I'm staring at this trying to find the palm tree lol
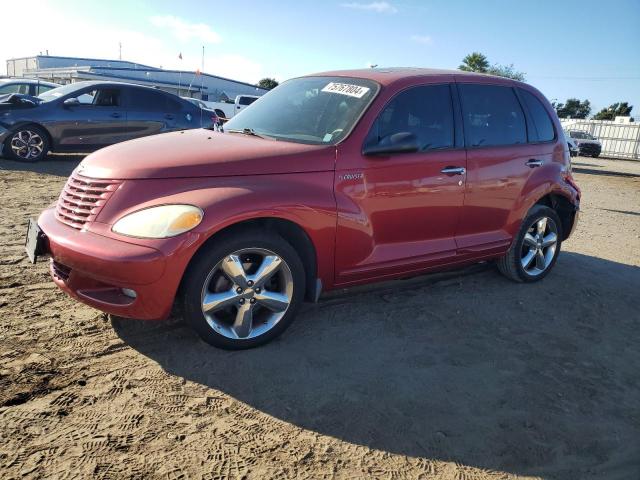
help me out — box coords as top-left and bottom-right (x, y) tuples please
(459, 52), (489, 73)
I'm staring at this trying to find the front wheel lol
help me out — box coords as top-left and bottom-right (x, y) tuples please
(497, 205), (562, 282)
(3, 125), (49, 162)
(181, 229), (306, 349)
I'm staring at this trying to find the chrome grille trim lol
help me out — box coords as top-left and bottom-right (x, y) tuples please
(55, 172), (121, 230)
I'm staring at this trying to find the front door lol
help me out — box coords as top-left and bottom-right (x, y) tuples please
(57, 87), (128, 149)
(334, 83), (466, 285)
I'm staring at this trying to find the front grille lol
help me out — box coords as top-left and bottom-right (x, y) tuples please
(51, 260), (71, 281)
(55, 171), (121, 230)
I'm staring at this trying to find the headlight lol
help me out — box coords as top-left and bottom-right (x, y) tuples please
(112, 204), (203, 238)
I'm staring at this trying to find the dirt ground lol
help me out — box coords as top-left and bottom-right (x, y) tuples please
(0, 155), (638, 480)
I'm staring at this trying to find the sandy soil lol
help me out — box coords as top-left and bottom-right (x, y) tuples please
(0, 155), (638, 480)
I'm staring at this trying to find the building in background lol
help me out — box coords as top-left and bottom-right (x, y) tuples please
(6, 55), (267, 102)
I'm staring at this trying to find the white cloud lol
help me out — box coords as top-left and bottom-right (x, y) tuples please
(205, 54), (264, 84)
(340, 2), (397, 13)
(410, 34), (433, 45)
(149, 15), (221, 44)
(0, 1), (268, 83)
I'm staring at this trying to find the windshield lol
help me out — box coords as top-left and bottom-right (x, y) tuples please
(224, 76), (379, 145)
(37, 83), (84, 102)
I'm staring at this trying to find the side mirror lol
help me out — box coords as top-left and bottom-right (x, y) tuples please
(363, 132), (419, 156)
(63, 98), (80, 107)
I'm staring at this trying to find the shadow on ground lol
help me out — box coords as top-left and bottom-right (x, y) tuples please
(0, 153), (85, 177)
(114, 252), (640, 480)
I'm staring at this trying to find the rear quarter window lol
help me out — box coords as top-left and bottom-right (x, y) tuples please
(459, 84), (527, 147)
(519, 89), (555, 142)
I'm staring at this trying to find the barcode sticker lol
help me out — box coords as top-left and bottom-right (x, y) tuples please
(321, 82), (370, 98)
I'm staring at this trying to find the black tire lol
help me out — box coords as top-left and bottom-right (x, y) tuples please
(181, 228), (306, 349)
(3, 124), (50, 162)
(497, 205), (563, 283)
(592, 152), (600, 158)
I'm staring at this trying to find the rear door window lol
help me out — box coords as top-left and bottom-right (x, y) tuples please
(519, 89), (555, 142)
(127, 88), (183, 112)
(238, 96), (257, 106)
(36, 84), (56, 95)
(459, 84), (527, 147)
(366, 84), (455, 151)
(127, 88), (166, 111)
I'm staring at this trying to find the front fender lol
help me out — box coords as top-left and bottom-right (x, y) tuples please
(93, 172), (337, 290)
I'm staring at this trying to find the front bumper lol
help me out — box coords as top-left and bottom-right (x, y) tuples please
(38, 207), (177, 320)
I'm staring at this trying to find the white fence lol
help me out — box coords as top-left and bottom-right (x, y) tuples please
(560, 119), (640, 160)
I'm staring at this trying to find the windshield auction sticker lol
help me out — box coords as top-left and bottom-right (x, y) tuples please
(321, 82), (370, 98)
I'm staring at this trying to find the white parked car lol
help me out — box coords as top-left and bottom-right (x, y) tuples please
(204, 95), (260, 121)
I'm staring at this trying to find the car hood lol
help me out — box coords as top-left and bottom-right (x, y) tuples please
(0, 93), (41, 110)
(79, 129), (336, 179)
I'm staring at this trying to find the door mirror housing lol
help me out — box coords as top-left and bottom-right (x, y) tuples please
(363, 132), (419, 156)
(63, 98), (80, 107)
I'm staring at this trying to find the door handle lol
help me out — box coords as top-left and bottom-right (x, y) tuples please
(110, 112), (121, 118)
(526, 159), (544, 168)
(165, 114), (175, 120)
(441, 166), (466, 175)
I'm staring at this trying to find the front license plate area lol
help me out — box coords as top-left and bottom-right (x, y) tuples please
(25, 219), (45, 264)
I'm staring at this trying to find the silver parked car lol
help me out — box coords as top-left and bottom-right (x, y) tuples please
(0, 78), (60, 96)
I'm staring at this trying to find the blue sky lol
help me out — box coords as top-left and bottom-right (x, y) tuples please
(2, 0), (639, 114)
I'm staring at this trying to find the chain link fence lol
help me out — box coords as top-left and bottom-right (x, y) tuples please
(560, 119), (640, 160)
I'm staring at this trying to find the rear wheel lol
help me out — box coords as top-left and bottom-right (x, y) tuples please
(181, 230), (305, 349)
(497, 205), (562, 282)
(4, 125), (49, 162)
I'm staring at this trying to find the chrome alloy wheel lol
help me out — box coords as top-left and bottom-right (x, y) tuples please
(521, 216), (558, 276)
(10, 130), (44, 160)
(200, 248), (294, 340)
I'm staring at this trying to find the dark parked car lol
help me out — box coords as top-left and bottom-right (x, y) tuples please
(0, 78), (60, 96)
(0, 81), (216, 162)
(182, 96), (220, 126)
(28, 68), (580, 349)
(566, 130), (602, 157)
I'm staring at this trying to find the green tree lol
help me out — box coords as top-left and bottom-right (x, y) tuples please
(553, 99), (591, 119)
(592, 102), (633, 120)
(257, 78), (279, 90)
(486, 64), (526, 82)
(459, 52), (526, 81)
(459, 52), (489, 73)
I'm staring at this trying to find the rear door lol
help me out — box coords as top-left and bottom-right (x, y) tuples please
(56, 86), (128, 149)
(455, 82), (546, 256)
(124, 87), (171, 139)
(334, 83), (467, 285)
(125, 88), (197, 139)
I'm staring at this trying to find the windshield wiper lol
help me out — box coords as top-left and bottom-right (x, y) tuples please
(225, 128), (271, 139)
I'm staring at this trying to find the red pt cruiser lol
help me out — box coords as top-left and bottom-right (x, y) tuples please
(27, 68), (580, 349)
